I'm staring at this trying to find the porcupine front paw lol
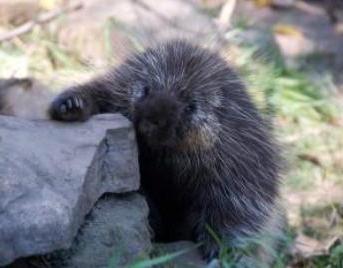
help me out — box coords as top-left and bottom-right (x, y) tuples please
(49, 91), (91, 121)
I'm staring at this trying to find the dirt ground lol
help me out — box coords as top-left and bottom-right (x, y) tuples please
(236, 0), (343, 88)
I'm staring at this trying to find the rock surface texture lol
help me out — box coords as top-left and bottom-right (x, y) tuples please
(0, 114), (140, 266)
(47, 193), (151, 268)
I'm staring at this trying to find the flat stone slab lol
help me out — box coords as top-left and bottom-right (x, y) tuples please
(0, 114), (139, 266)
(48, 193), (151, 268)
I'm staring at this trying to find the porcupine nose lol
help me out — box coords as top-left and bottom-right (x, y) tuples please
(136, 92), (181, 144)
(139, 118), (166, 137)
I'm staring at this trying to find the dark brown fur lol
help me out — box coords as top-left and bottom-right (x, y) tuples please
(49, 40), (284, 266)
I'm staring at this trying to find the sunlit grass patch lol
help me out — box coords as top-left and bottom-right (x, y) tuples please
(225, 27), (343, 267)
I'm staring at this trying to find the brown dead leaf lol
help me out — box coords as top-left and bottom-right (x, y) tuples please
(274, 24), (303, 37)
(297, 153), (322, 167)
(291, 234), (326, 260)
(252, 0), (272, 7)
(291, 234), (343, 264)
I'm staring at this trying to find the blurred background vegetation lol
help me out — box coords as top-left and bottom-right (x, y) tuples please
(0, 0), (342, 267)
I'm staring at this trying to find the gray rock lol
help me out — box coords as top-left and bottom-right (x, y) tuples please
(0, 114), (140, 266)
(57, 0), (221, 66)
(48, 193), (151, 268)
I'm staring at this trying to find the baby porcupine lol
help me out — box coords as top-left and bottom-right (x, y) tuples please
(49, 40), (284, 266)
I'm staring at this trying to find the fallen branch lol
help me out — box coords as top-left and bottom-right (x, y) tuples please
(216, 0), (237, 28)
(0, 2), (83, 42)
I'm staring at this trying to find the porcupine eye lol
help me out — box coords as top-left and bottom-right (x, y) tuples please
(142, 86), (150, 98)
(185, 100), (197, 113)
(133, 85), (150, 101)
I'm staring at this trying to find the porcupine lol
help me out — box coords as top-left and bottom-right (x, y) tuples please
(48, 39), (285, 266)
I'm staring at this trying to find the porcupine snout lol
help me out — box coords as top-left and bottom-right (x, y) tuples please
(134, 92), (182, 148)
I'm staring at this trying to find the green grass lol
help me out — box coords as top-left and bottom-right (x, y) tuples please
(126, 226), (293, 268)
(304, 244), (343, 268)
(127, 244), (201, 268)
(229, 29), (343, 267)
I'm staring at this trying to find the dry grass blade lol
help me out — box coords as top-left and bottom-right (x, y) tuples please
(0, 2), (83, 42)
(217, 0), (237, 28)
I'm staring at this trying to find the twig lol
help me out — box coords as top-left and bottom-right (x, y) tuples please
(0, 2), (83, 42)
(297, 153), (322, 167)
(216, 0), (237, 28)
